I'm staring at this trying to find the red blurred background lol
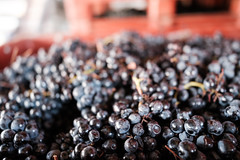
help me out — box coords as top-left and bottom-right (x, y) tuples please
(1, 0), (240, 70)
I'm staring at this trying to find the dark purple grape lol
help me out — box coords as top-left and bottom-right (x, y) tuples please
(81, 146), (97, 160)
(184, 119), (201, 136)
(179, 131), (194, 142)
(191, 115), (205, 130)
(13, 131), (30, 146)
(176, 110), (192, 120)
(121, 109), (133, 119)
(102, 139), (117, 152)
(162, 126), (174, 140)
(203, 76), (217, 91)
(74, 143), (87, 158)
(159, 110), (172, 120)
(18, 143), (33, 156)
(113, 102), (128, 114)
(88, 130), (100, 142)
(1, 129), (15, 143)
(178, 140), (197, 159)
(196, 135), (214, 149)
(133, 123), (144, 136)
(149, 101), (163, 114)
(78, 123), (91, 136)
(167, 137), (180, 151)
(189, 97), (206, 110)
(222, 133), (238, 146)
(143, 136), (157, 151)
(0, 114), (13, 130)
(218, 139), (236, 155)
(177, 90), (189, 102)
(25, 123), (39, 139)
(115, 118), (130, 134)
(147, 121), (161, 137)
(222, 104), (240, 121)
(96, 110), (108, 120)
(128, 113), (141, 124)
(165, 67), (176, 80)
(10, 118), (26, 132)
(222, 121), (237, 134)
(207, 119), (224, 136)
(124, 138), (139, 153)
(138, 104), (150, 117)
(170, 119), (184, 134)
(108, 114), (119, 126)
(89, 118), (102, 129)
(184, 65), (198, 79)
(101, 125), (115, 139)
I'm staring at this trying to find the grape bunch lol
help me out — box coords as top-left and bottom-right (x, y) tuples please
(0, 31), (240, 159)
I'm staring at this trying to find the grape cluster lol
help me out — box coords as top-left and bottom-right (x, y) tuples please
(0, 32), (240, 159)
(0, 110), (46, 159)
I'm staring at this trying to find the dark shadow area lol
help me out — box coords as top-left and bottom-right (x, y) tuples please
(177, 0), (230, 13)
(95, 9), (146, 18)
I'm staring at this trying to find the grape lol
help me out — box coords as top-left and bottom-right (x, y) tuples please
(115, 118), (130, 134)
(124, 138), (139, 153)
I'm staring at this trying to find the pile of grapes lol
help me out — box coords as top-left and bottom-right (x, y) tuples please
(0, 32), (240, 160)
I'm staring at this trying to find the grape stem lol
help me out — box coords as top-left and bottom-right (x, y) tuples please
(208, 69), (224, 102)
(142, 94), (153, 102)
(141, 112), (152, 124)
(97, 151), (105, 158)
(23, 48), (33, 57)
(184, 81), (206, 95)
(83, 68), (95, 75)
(68, 67), (96, 84)
(132, 76), (144, 95)
(68, 75), (77, 84)
(216, 69), (224, 88)
(10, 47), (19, 64)
(165, 145), (183, 160)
